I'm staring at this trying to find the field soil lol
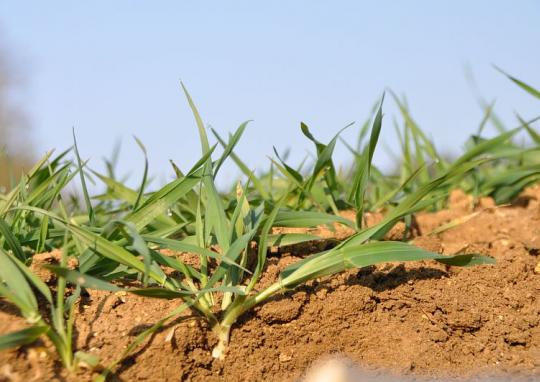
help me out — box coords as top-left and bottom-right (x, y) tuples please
(1, 188), (540, 381)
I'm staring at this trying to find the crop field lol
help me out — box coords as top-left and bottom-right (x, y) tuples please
(0, 71), (539, 381)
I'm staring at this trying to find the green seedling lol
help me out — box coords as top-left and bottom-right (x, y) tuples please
(0, 151), (98, 370)
(1, 71), (539, 377)
(38, 86), (495, 367)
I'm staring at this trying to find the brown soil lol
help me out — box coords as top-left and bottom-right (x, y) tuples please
(1, 188), (540, 382)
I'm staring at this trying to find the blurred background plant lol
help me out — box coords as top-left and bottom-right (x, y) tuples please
(0, 37), (34, 189)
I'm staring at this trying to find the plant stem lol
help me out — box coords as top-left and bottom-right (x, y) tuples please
(212, 281), (283, 359)
(223, 281), (282, 328)
(211, 324), (231, 360)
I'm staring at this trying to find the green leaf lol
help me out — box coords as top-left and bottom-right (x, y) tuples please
(181, 82), (211, 154)
(44, 265), (122, 292)
(125, 167), (204, 232)
(267, 233), (321, 247)
(203, 175), (231, 253)
(127, 287), (189, 299)
(212, 122), (250, 177)
(495, 66), (540, 100)
(303, 122), (352, 190)
(149, 249), (202, 281)
(272, 148), (304, 184)
(132, 135), (149, 210)
(36, 215), (49, 253)
(205, 229), (259, 289)
(0, 326), (49, 350)
(128, 286), (246, 299)
(14, 206), (170, 286)
(246, 201), (282, 293)
(274, 209), (354, 229)
(74, 351), (100, 368)
(349, 94), (384, 227)
(73, 129), (95, 225)
(280, 241), (494, 289)
(0, 218), (27, 262)
(144, 236), (249, 272)
(453, 128), (519, 167)
(211, 129), (270, 199)
(0, 248), (40, 320)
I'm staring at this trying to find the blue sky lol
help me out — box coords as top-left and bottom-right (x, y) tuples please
(1, 1), (539, 187)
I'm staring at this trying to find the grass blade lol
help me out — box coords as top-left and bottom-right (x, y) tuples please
(72, 129), (95, 225)
(0, 326), (49, 350)
(495, 66), (540, 100)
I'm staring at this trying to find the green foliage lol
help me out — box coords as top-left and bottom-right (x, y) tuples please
(0, 70), (538, 376)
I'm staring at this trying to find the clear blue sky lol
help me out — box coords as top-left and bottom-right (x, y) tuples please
(1, 1), (539, 187)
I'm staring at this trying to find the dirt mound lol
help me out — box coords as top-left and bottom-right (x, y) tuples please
(1, 188), (540, 381)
